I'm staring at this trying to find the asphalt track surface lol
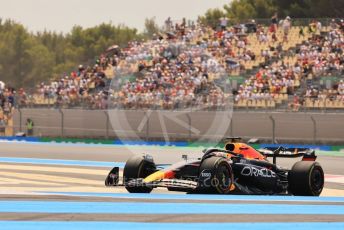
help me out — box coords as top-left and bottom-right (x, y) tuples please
(0, 141), (343, 229)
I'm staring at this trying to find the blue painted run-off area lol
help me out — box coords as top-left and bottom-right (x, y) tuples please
(0, 201), (343, 215)
(0, 222), (343, 230)
(0, 136), (40, 142)
(0, 137), (334, 150)
(0, 157), (121, 168)
(45, 192), (344, 203)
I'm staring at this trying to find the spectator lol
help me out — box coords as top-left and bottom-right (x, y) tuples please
(271, 12), (278, 31)
(330, 19), (338, 30)
(282, 16), (291, 42)
(0, 81), (4, 94)
(26, 118), (34, 136)
(288, 94), (301, 111)
(245, 20), (257, 33)
(338, 80), (344, 95)
(316, 21), (322, 34)
(220, 17), (228, 30)
(340, 20), (344, 32)
(2, 99), (12, 117)
(18, 88), (27, 107)
(165, 17), (173, 31)
(308, 20), (317, 34)
(0, 116), (5, 136)
(299, 27), (304, 38)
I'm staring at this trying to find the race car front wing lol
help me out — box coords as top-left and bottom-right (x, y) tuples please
(105, 166), (198, 190)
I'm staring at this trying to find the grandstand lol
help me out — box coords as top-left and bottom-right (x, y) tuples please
(2, 17), (344, 111)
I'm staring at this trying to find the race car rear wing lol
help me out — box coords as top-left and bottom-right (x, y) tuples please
(258, 147), (317, 164)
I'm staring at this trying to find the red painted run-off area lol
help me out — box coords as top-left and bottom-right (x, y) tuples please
(325, 174), (344, 184)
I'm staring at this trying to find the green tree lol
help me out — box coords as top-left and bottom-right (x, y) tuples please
(200, 0), (344, 26)
(224, 0), (257, 21)
(198, 8), (226, 28)
(223, 0), (275, 21)
(270, 0), (343, 18)
(0, 20), (31, 86)
(143, 17), (160, 38)
(21, 43), (55, 86)
(0, 19), (141, 87)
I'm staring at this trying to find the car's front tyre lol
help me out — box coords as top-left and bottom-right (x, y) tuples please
(197, 157), (233, 194)
(123, 155), (156, 193)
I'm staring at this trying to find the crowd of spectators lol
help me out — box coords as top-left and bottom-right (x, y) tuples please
(34, 60), (109, 109)
(235, 18), (344, 111)
(2, 16), (343, 111)
(32, 17), (272, 110)
(107, 16), (297, 110)
(234, 61), (299, 102)
(297, 22), (344, 109)
(110, 41), (228, 110)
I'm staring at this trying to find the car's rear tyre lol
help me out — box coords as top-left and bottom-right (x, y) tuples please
(123, 155), (156, 193)
(198, 157), (233, 194)
(289, 161), (324, 196)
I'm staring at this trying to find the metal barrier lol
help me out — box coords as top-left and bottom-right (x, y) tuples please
(12, 108), (344, 144)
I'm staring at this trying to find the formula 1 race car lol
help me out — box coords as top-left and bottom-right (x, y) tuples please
(105, 138), (324, 196)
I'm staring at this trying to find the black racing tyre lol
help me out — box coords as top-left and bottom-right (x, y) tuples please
(289, 161), (324, 196)
(198, 157), (233, 194)
(123, 155), (156, 193)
